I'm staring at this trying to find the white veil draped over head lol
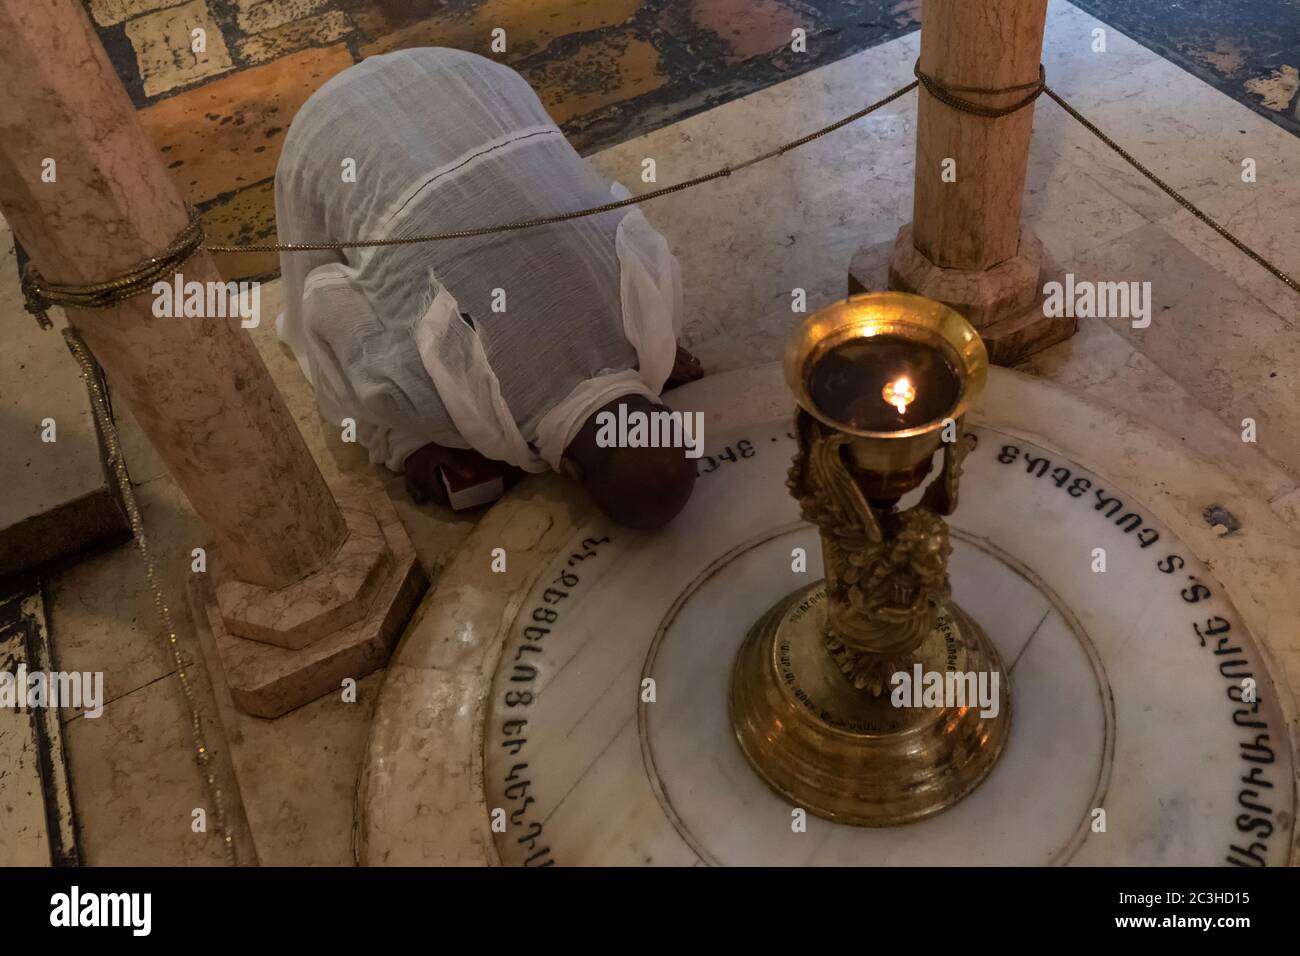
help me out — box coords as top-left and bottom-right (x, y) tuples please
(274, 48), (683, 473)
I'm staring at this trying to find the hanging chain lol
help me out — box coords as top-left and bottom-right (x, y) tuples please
(1041, 85), (1300, 294)
(204, 82), (922, 254)
(62, 327), (238, 866)
(22, 73), (1297, 293)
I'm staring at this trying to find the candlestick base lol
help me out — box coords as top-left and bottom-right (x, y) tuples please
(730, 581), (1011, 827)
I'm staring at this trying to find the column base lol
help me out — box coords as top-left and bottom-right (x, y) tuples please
(730, 582), (1011, 827)
(197, 479), (426, 718)
(850, 224), (1076, 365)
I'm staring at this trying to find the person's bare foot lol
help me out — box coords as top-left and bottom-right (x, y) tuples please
(403, 442), (505, 506)
(665, 345), (704, 389)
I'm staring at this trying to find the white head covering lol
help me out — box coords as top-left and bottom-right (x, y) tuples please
(274, 48), (682, 472)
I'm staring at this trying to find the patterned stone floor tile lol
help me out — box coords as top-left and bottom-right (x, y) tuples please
(521, 30), (667, 128)
(233, 0), (330, 35)
(88, 0), (185, 28)
(236, 9), (355, 65)
(1070, 0), (1300, 136)
(198, 178), (279, 280)
(124, 0), (234, 97)
(351, 0), (642, 61)
(690, 0), (812, 65)
(68, 0), (1300, 307)
(139, 43), (355, 206)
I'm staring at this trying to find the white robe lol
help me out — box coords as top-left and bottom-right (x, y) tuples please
(274, 47), (683, 472)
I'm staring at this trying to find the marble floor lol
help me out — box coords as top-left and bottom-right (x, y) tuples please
(2, 0), (1298, 865)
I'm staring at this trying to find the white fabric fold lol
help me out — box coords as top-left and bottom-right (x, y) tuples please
(273, 48), (683, 475)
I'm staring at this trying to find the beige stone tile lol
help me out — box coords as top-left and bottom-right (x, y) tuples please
(46, 476), (202, 720)
(1019, 315), (1299, 512)
(1065, 222), (1300, 484)
(125, 0), (234, 98)
(62, 674), (229, 865)
(220, 671), (382, 865)
(1039, 0), (1167, 99)
(1033, 56), (1300, 230)
(1023, 138), (1151, 264)
(237, 9), (354, 66)
(0, 223), (109, 536)
(1150, 193), (1300, 334)
(234, 0), (331, 35)
(88, 0), (184, 28)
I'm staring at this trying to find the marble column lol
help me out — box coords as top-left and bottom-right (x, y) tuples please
(851, 0), (1076, 364)
(0, 0), (424, 717)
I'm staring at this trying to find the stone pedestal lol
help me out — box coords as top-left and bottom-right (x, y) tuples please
(199, 480), (426, 719)
(861, 0), (1073, 365)
(850, 229), (1076, 366)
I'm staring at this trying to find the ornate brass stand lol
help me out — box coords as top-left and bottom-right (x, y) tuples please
(730, 292), (1011, 826)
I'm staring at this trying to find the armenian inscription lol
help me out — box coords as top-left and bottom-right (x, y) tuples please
(485, 422), (1293, 866)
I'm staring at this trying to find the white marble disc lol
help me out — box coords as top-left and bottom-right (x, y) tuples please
(484, 420), (1294, 866)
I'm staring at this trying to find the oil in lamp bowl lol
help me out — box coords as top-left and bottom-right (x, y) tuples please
(784, 292), (988, 478)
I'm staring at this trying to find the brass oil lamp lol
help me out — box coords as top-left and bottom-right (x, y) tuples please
(730, 292), (1010, 826)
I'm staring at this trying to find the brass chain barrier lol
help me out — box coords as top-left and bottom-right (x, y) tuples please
(63, 326), (239, 866)
(21, 74), (1298, 304)
(203, 81), (923, 254)
(913, 59), (1046, 117)
(1041, 85), (1300, 294)
(21, 209), (205, 328)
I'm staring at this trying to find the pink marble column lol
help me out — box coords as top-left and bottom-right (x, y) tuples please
(852, 0), (1075, 366)
(0, 0), (347, 589)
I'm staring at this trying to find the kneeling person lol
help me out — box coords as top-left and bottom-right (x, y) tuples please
(275, 48), (702, 528)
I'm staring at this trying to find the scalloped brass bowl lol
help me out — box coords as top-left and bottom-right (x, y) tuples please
(784, 292), (988, 475)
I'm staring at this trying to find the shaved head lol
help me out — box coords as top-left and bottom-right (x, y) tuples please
(562, 395), (697, 530)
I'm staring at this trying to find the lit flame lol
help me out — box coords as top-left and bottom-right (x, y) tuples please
(882, 376), (916, 415)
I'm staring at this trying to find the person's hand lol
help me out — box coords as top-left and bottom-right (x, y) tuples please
(665, 345), (704, 389)
(403, 441), (498, 506)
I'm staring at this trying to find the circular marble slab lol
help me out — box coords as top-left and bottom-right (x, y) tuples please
(359, 365), (1300, 867)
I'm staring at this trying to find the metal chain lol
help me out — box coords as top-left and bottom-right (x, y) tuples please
(23, 75), (1297, 295)
(21, 208), (205, 328)
(62, 327), (238, 866)
(913, 59), (1046, 118)
(205, 82), (922, 253)
(1041, 85), (1300, 294)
